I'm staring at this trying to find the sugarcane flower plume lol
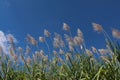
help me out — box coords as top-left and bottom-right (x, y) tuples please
(63, 23), (70, 31)
(92, 22), (103, 32)
(112, 28), (120, 39)
(44, 29), (51, 37)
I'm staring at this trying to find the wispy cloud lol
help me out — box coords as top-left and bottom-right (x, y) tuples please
(0, 30), (17, 54)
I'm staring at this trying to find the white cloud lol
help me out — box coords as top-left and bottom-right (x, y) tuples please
(0, 30), (17, 54)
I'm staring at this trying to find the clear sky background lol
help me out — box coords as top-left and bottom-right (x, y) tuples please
(0, 0), (120, 50)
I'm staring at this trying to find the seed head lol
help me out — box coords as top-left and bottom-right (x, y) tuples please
(66, 53), (71, 61)
(18, 47), (23, 53)
(59, 49), (64, 54)
(26, 46), (31, 54)
(77, 28), (83, 37)
(53, 40), (60, 48)
(27, 34), (37, 45)
(64, 34), (71, 42)
(13, 54), (18, 61)
(63, 23), (70, 31)
(112, 28), (120, 39)
(91, 46), (97, 53)
(69, 45), (74, 52)
(60, 39), (65, 48)
(27, 56), (31, 65)
(92, 23), (103, 32)
(100, 56), (109, 62)
(43, 55), (48, 62)
(39, 50), (44, 58)
(74, 36), (84, 45)
(39, 37), (45, 42)
(44, 29), (51, 37)
(98, 49), (108, 55)
(7, 34), (14, 43)
(68, 41), (74, 46)
(9, 47), (15, 57)
(58, 57), (63, 63)
(86, 49), (93, 57)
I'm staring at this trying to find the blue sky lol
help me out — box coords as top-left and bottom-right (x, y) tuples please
(0, 0), (120, 50)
